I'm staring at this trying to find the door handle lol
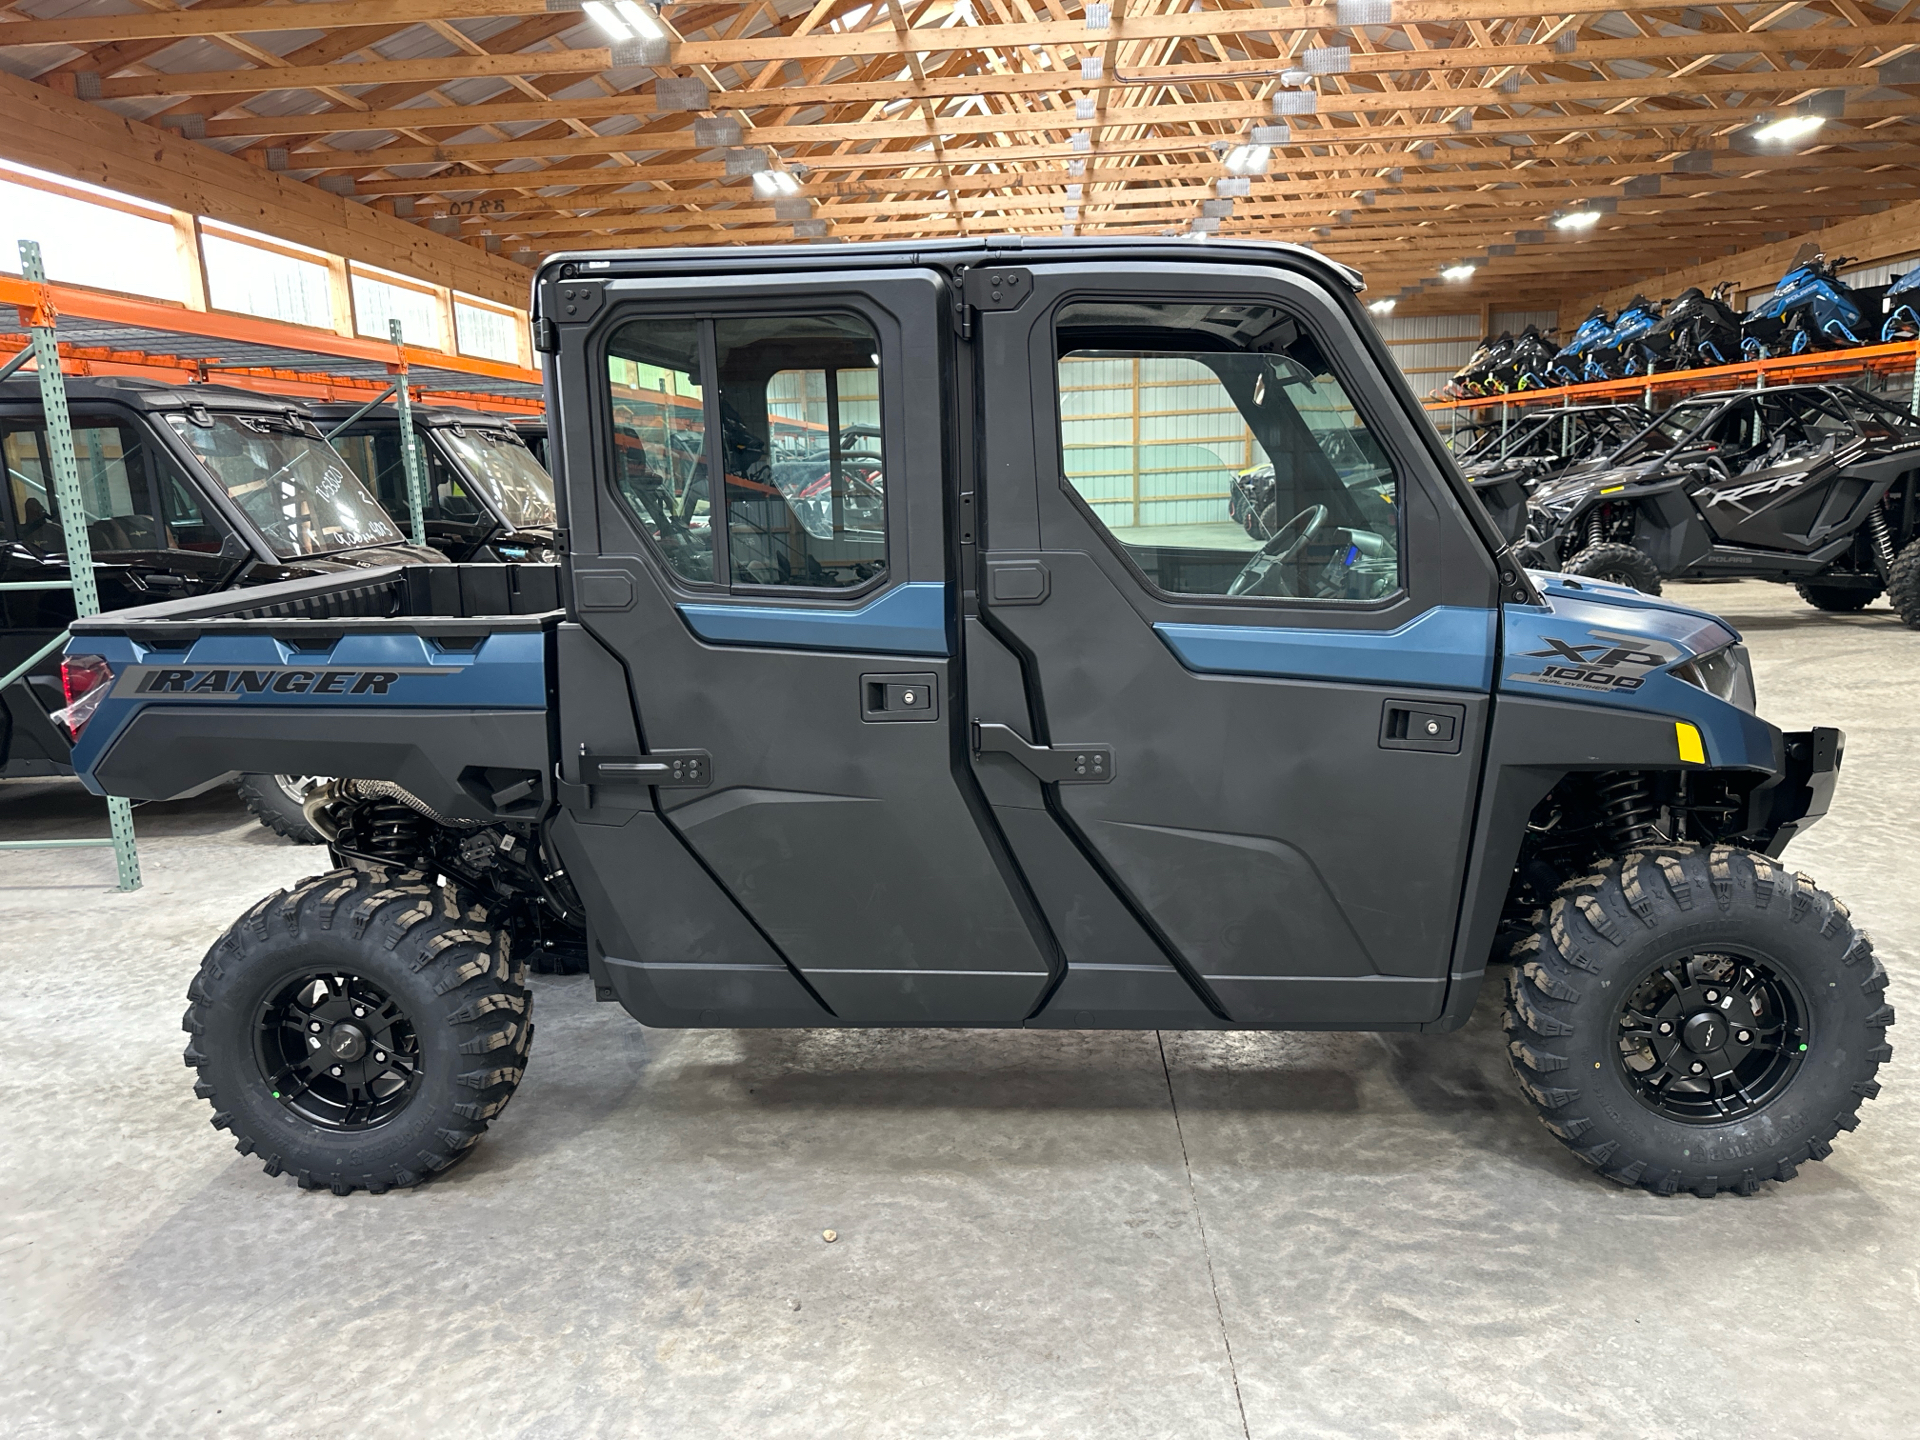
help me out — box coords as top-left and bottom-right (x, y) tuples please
(971, 722), (1113, 783)
(579, 747), (712, 787)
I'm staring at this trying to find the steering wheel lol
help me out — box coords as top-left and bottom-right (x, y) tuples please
(1228, 504), (1328, 598)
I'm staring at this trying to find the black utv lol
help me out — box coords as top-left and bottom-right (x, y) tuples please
(309, 403), (558, 563)
(1521, 382), (1920, 619)
(1, 379), (441, 821)
(1456, 403), (1651, 544)
(66, 239), (1889, 1202)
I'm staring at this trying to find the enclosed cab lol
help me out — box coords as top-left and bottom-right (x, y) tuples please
(310, 403), (559, 563)
(509, 416), (549, 472)
(1, 378), (436, 778)
(65, 240), (1889, 1202)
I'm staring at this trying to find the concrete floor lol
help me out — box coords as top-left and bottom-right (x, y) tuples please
(2, 577), (1915, 1439)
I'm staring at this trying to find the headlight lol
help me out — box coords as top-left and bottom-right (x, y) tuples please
(1671, 643), (1756, 713)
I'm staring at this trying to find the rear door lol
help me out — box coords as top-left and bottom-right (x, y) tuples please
(552, 266), (1053, 1023)
(969, 261), (1503, 1026)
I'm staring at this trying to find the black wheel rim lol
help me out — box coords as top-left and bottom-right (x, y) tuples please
(1615, 953), (1808, 1124)
(253, 971), (424, 1130)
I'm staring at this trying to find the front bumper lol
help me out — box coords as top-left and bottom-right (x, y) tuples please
(1754, 726), (1845, 856)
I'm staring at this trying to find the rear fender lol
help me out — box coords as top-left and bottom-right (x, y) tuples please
(72, 629), (550, 822)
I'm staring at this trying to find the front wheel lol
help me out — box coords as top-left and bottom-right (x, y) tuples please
(1505, 846), (1892, 1196)
(182, 867), (531, 1194)
(1794, 581), (1881, 613)
(1563, 540), (1663, 595)
(1888, 539), (1920, 630)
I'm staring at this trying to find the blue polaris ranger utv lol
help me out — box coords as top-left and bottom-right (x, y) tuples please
(62, 240), (1888, 1198)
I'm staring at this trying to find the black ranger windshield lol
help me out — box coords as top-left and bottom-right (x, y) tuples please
(436, 427), (557, 530)
(167, 413), (401, 558)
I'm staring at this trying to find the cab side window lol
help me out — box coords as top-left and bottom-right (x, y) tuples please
(332, 428), (475, 528)
(1, 419), (194, 555)
(1053, 299), (1399, 601)
(602, 312), (888, 592)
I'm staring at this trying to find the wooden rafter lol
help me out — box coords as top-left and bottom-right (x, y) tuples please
(2, 0), (1917, 313)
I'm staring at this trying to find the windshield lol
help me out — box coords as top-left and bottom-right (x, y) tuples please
(166, 413), (400, 557)
(1610, 399), (1724, 465)
(436, 428), (557, 529)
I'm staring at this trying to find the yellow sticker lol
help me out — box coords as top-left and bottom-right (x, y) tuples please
(1600, 484), (1626, 494)
(1675, 721), (1706, 765)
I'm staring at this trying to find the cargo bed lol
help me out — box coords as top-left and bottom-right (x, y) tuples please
(66, 564), (561, 823)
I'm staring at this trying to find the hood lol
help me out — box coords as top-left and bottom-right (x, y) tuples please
(1503, 572), (1773, 768)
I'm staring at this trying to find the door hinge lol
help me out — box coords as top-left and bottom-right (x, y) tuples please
(532, 317), (559, 354)
(580, 746), (712, 787)
(972, 722), (1113, 783)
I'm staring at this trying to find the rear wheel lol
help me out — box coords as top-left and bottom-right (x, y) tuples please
(182, 867), (530, 1194)
(1505, 846), (1892, 1196)
(237, 773), (326, 845)
(1794, 581), (1881, 612)
(1563, 541), (1663, 595)
(1888, 540), (1920, 630)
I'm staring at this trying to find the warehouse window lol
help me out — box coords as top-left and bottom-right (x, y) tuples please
(353, 268), (441, 347)
(201, 229), (333, 330)
(455, 299), (521, 363)
(1054, 299), (1400, 602)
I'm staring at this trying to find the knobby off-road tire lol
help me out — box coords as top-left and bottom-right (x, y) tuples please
(1888, 539), (1920, 630)
(235, 773), (326, 845)
(1563, 541), (1664, 595)
(1794, 581), (1881, 613)
(183, 866), (531, 1194)
(1505, 845), (1892, 1197)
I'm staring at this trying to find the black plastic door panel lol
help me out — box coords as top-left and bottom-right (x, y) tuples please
(557, 267), (1052, 1024)
(971, 262), (1502, 1027)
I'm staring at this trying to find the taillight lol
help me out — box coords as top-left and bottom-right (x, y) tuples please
(53, 654), (112, 740)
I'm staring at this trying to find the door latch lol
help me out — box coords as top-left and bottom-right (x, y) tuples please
(972, 722), (1114, 783)
(580, 746), (712, 787)
(1379, 700), (1466, 755)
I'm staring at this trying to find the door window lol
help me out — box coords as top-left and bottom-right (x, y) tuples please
(331, 427), (479, 528)
(1053, 300), (1399, 601)
(715, 315), (884, 590)
(2, 419), (173, 555)
(604, 320), (714, 585)
(602, 312), (888, 592)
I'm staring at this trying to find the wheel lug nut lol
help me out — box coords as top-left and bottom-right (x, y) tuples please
(330, 1065), (343, 1076)
(1658, 1022), (1673, 1035)
(375, 1051), (386, 1062)
(354, 1007), (366, 1018)
(1737, 1030), (1751, 1043)
(1690, 1061), (1705, 1074)
(309, 1021), (322, 1032)
(1705, 990), (1719, 1003)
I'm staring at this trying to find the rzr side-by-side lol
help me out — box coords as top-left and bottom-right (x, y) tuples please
(1455, 404), (1652, 544)
(65, 240), (1889, 1201)
(1521, 382), (1920, 617)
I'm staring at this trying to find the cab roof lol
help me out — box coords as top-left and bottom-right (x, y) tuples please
(304, 400), (524, 431)
(0, 377), (312, 416)
(534, 235), (1364, 297)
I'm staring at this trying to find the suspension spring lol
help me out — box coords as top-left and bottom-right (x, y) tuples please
(1866, 506), (1897, 582)
(1596, 773), (1660, 852)
(356, 799), (435, 865)
(1585, 508), (1608, 551)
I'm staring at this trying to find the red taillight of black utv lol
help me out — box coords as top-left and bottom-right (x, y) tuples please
(54, 653), (113, 739)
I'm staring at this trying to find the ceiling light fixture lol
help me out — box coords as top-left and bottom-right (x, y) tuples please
(1752, 113), (1825, 144)
(1368, 298), (1396, 315)
(1442, 263), (1478, 282)
(581, 1), (632, 40)
(752, 170), (802, 198)
(1223, 144), (1271, 176)
(615, 0), (666, 38)
(1553, 210), (1602, 230)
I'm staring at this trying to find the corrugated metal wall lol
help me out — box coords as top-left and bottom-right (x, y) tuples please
(1372, 312), (1481, 396)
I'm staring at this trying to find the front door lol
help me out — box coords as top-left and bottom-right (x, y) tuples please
(554, 267), (1053, 1024)
(970, 263), (1503, 1026)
